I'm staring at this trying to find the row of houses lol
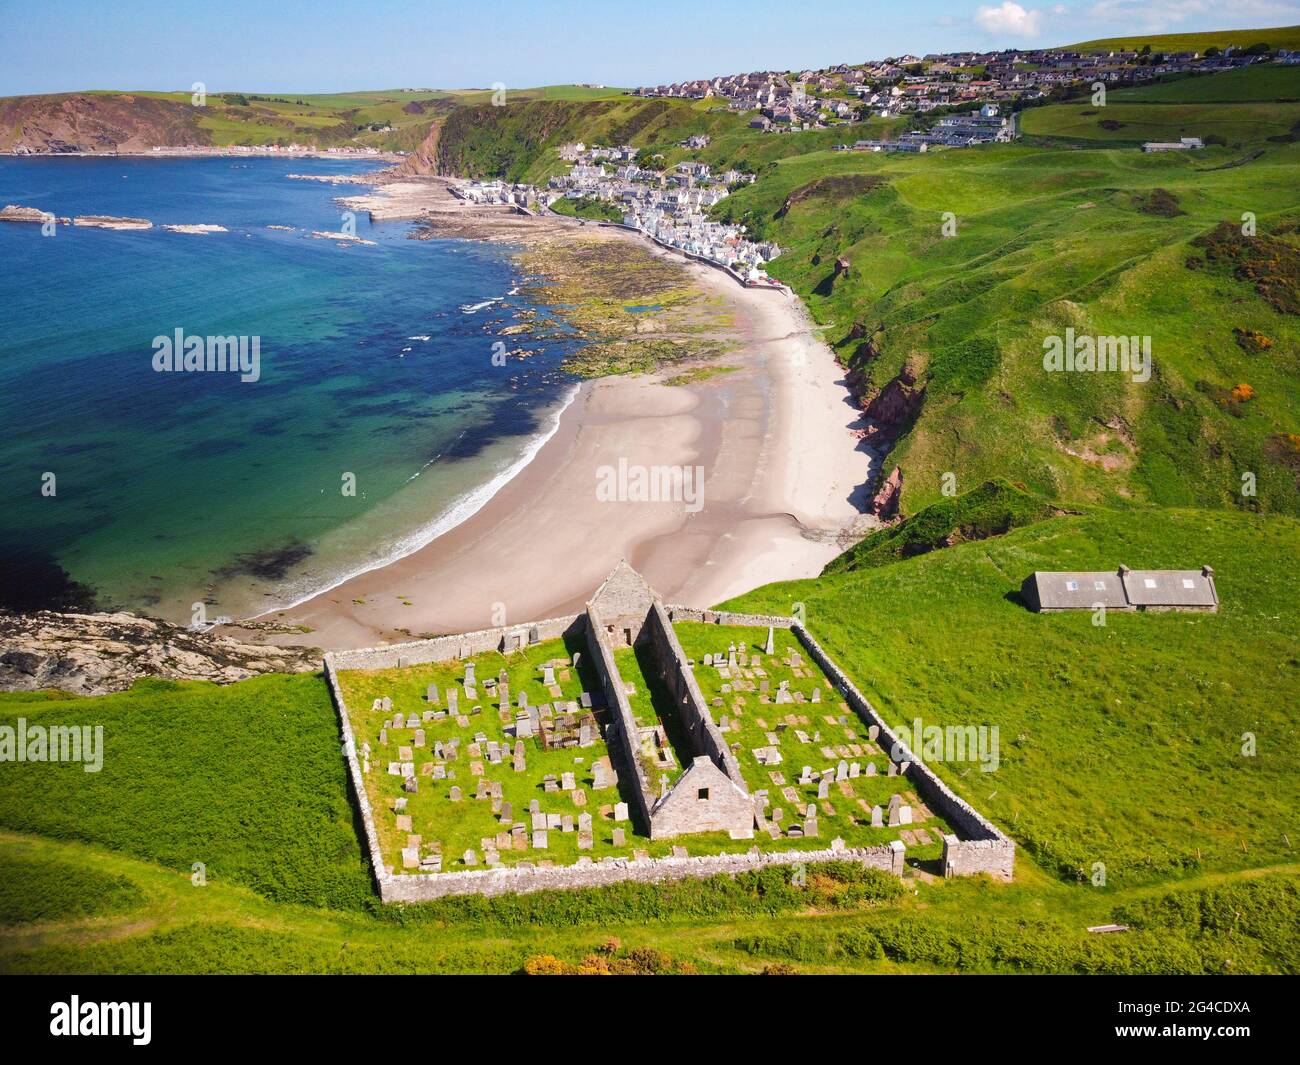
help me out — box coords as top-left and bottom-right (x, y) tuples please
(545, 146), (779, 281)
(630, 44), (1279, 121)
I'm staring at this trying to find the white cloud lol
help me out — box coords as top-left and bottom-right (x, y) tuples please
(975, 2), (1046, 37)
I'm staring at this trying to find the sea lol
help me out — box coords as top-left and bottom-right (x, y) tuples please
(0, 155), (579, 622)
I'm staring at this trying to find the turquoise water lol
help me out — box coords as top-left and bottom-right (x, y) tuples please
(0, 156), (577, 621)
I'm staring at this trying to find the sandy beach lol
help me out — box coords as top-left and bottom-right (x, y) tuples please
(233, 182), (877, 650)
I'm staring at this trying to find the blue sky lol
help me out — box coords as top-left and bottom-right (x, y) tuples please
(2, 0), (1297, 95)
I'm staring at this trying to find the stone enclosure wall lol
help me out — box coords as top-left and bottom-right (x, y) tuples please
(792, 627), (1015, 881)
(322, 581), (1014, 903)
(585, 599), (654, 833)
(329, 613), (585, 672)
(377, 840), (906, 901)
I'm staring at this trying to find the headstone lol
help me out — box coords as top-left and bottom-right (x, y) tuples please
(532, 830), (548, 849)
(449, 785), (462, 802)
(462, 849), (478, 866)
(613, 802), (629, 822)
(561, 771), (576, 791)
(426, 683), (439, 703)
(871, 804), (884, 828)
(764, 626), (775, 655)
(612, 827), (626, 846)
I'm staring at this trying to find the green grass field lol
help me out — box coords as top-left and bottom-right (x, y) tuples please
(1, 509), (1295, 973)
(726, 508), (1300, 886)
(1057, 25), (1300, 54)
(711, 131), (1300, 519)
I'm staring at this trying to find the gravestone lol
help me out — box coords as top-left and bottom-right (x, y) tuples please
(613, 802), (629, 822)
(764, 626), (775, 655)
(612, 827), (626, 847)
(462, 849), (478, 866)
(532, 830), (548, 849)
(426, 684), (439, 703)
(871, 804), (884, 828)
(449, 785), (462, 802)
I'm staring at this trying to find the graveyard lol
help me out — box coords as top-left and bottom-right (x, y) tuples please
(671, 621), (950, 861)
(332, 569), (969, 882)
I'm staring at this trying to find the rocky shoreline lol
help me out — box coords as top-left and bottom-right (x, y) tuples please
(0, 610), (320, 695)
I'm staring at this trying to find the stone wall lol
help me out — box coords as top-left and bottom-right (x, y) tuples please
(585, 599), (654, 831)
(650, 756), (755, 839)
(666, 606), (797, 629)
(328, 613), (585, 672)
(323, 581), (1014, 902)
(375, 840), (905, 902)
(793, 627), (1015, 881)
(942, 834), (1018, 879)
(321, 653), (389, 895)
(643, 600), (745, 784)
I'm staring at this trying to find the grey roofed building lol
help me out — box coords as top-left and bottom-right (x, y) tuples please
(1119, 565), (1218, 611)
(1020, 570), (1129, 612)
(1021, 565), (1217, 613)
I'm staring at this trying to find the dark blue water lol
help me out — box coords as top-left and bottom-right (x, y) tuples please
(0, 156), (577, 620)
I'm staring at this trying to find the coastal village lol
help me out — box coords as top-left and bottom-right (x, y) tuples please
(455, 143), (782, 284)
(440, 41), (1296, 274)
(631, 41), (1291, 125)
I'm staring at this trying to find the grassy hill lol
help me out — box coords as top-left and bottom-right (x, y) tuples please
(727, 508), (1300, 885)
(1057, 25), (1300, 54)
(711, 128), (1300, 519)
(0, 85), (630, 154)
(2, 508), (1296, 973)
(823, 479), (1061, 574)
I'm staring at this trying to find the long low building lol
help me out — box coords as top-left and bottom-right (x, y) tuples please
(1021, 565), (1218, 612)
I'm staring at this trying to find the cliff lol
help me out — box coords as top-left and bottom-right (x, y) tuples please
(0, 92), (209, 153)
